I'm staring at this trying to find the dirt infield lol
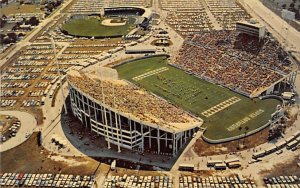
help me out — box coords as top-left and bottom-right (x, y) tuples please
(101, 19), (127, 26)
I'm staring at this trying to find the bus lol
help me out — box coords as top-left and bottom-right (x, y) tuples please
(275, 140), (287, 149)
(287, 140), (298, 149)
(178, 164), (195, 171)
(224, 158), (240, 164)
(265, 145), (277, 154)
(285, 136), (295, 143)
(252, 150), (266, 159)
(292, 130), (300, 138)
(214, 163), (226, 170)
(227, 162), (241, 169)
(207, 160), (223, 167)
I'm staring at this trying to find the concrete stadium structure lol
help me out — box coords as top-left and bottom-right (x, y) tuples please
(103, 6), (153, 28)
(67, 70), (202, 156)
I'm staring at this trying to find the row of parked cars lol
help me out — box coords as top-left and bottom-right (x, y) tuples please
(12, 60), (48, 67)
(0, 173), (95, 187)
(0, 99), (17, 107)
(104, 175), (172, 188)
(180, 175), (256, 188)
(264, 176), (300, 185)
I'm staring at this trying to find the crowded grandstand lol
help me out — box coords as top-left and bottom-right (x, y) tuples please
(172, 30), (297, 97)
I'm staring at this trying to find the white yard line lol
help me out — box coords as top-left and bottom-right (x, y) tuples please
(132, 67), (169, 81)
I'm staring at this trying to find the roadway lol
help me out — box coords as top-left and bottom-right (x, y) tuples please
(0, 0), (73, 68)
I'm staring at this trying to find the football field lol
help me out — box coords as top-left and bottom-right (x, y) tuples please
(115, 56), (280, 140)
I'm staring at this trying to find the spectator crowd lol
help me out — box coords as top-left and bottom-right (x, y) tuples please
(68, 71), (199, 129)
(172, 30), (292, 96)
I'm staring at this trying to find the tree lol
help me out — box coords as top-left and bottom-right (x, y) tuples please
(2, 14), (7, 20)
(27, 16), (39, 26)
(0, 34), (5, 45)
(0, 14), (7, 28)
(282, 4), (287, 9)
(7, 32), (17, 43)
(46, 3), (54, 12)
(18, 33), (25, 38)
(0, 18), (4, 28)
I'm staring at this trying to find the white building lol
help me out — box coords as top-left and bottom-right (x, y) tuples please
(236, 19), (266, 39)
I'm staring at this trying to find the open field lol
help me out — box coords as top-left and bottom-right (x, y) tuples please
(61, 17), (136, 37)
(0, 132), (99, 174)
(0, 2), (42, 16)
(115, 56), (280, 140)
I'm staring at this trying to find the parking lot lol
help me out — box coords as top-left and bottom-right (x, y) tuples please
(0, 173), (95, 188)
(103, 175), (173, 188)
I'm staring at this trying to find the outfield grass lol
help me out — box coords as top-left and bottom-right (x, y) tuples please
(0, 2), (43, 16)
(115, 56), (280, 140)
(61, 17), (136, 37)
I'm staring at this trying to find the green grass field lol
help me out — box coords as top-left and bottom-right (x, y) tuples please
(61, 17), (136, 37)
(115, 56), (281, 140)
(0, 3), (43, 16)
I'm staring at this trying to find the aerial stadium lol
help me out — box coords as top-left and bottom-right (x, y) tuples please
(2, 0), (300, 184)
(66, 20), (298, 153)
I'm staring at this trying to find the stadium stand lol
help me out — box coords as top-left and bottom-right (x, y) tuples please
(172, 30), (296, 97)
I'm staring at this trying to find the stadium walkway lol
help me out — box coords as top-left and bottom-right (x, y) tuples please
(202, 0), (222, 30)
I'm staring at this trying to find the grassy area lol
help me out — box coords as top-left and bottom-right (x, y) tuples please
(115, 56), (280, 140)
(61, 17), (136, 37)
(0, 2), (43, 16)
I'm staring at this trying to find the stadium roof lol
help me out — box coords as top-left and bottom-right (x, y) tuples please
(67, 70), (202, 133)
(103, 6), (152, 20)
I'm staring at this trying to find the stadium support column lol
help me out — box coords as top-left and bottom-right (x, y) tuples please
(109, 111), (113, 133)
(149, 126), (151, 148)
(88, 100), (91, 133)
(157, 127), (160, 155)
(129, 119), (132, 149)
(184, 130), (187, 143)
(141, 123), (144, 152)
(172, 132), (177, 157)
(165, 133), (167, 147)
(81, 95), (88, 128)
(69, 88), (74, 113)
(115, 112), (121, 153)
(134, 121), (137, 144)
(118, 115), (123, 146)
(103, 106), (111, 149)
(93, 102), (99, 136)
(180, 132), (183, 148)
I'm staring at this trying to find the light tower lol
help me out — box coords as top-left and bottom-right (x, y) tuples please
(50, 38), (68, 115)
